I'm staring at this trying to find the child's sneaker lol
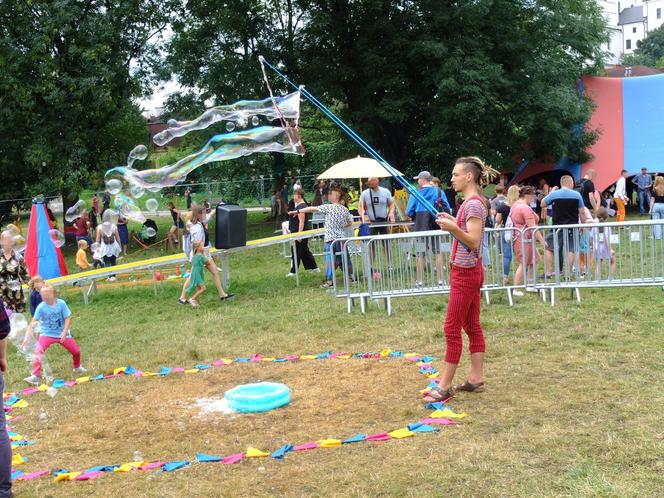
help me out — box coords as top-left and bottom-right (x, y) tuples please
(73, 366), (87, 373)
(24, 374), (40, 385)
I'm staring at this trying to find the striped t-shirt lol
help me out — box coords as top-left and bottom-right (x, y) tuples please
(451, 197), (487, 268)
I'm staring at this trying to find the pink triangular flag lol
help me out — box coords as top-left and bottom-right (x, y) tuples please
(16, 470), (50, 480)
(172, 367), (185, 373)
(74, 471), (105, 480)
(250, 354), (262, 362)
(285, 355), (299, 361)
(366, 433), (391, 441)
(137, 461), (166, 471)
(294, 442), (319, 451)
(222, 453), (244, 465)
(420, 418), (457, 425)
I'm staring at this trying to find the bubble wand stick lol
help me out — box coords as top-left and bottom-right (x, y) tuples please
(258, 56), (470, 249)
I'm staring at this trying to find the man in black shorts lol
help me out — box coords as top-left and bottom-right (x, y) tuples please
(359, 177), (395, 273)
(541, 176), (589, 275)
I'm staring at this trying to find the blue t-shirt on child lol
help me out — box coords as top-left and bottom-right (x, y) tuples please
(33, 299), (72, 339)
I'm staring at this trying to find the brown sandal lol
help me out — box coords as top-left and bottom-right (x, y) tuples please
(422, 386), (454, 403)
(454, 380), (485, 393)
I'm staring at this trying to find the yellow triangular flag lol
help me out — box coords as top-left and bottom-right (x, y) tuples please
(430, 409), (468, 419)
(184, 369), (199, 374)
(380, 349), (392, 357)
(335, 354), (351, 360)
(261, 357), (276, 362)
(300, 355), (316, 360)
(245, 447), (269, 458)
(76, 376), (90, 384)
(37, 384), (49, 392)
(13, 399), (28, 408)
(113, 461), (144, 472)
(388, 428), (415, 439)
(11, 454), (25, 466)
(54, 471), (81, 481)
(317, 439), (342, 448)
(113, 367), (126, 375)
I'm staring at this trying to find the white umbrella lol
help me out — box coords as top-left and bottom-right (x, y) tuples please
(317, 157), (403, 179)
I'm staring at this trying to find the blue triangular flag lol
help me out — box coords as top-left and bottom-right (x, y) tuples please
(342, 433), (366, 444)
(10, 470), (23, 481)
(158, 367), (171, 376)
(124, 365), (138, 375)
(411, 424), (439, 433)
(194, 364), (211, 370)
(234, 357), (250, 363)
(91, 374), (104, 381)
(425, 401), (445, 410)
(163, 461), (190, 472)
(196, 453), (222, 462)
(271, 444), (293, 459)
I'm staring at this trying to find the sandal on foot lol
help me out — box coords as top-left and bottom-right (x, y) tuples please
(454, 380), (485, 393)
(178, 298), (189, 305)
(189, 299), (199, 308)
(220, 293), (235, 301)
(422, 386), (454, 403)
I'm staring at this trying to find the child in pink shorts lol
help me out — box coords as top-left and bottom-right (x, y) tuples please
(22, 285), (86, 385)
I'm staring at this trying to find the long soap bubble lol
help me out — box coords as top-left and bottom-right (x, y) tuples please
(105, 125), (303, 192)
(153, 91), (301, 146)
(127, 144), (149, 169)
(49, 229), (65, 248)
(8, 313), (53, 383)
(65, 200), (87, 222)
(113, 194), (146, 223)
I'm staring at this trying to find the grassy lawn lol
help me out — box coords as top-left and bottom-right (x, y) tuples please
(5, 214), (663, 497)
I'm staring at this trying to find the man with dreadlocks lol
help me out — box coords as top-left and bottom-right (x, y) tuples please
(424, 156), (498, 403)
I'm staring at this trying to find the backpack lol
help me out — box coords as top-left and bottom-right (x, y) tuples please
(503, 215), (514, 242)
(429, 189), (451, 230)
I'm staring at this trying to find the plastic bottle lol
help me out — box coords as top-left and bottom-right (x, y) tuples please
(39, 408), (48, 423)
(42, 362), (53, 384)
(133, 450), (143, 462)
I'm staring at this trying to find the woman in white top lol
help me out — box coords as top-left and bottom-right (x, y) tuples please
(613, 169), (629, 222)
(95, 210), (121, 280)
(178, 203), (233, 303)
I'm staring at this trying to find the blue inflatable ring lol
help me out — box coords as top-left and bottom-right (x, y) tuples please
(224, 382), (291, 413)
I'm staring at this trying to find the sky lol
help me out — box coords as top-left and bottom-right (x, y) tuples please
(138, 79), (181, 117)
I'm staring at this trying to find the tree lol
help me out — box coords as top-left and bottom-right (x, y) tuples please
(624, 23), (664, 68)
(0, 0), (174, 215)
(633, 23), (664, 67)
(301, 0), (608, 176)
(163, 0), (608, 182)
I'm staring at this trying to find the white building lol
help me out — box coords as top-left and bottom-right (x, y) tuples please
(600, 0), (664, 64)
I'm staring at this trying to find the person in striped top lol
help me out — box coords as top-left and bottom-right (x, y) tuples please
(424, 157), (497, 403)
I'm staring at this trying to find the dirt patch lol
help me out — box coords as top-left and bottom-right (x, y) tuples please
(14, 359), (427, 472)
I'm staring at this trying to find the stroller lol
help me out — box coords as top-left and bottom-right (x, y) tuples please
(135, 218), (158, 245)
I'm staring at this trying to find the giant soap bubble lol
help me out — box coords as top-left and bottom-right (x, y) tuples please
(103, 92), (303, 195)
(127, 144), (149, 168)
(49, 229), (65, 248)
(113, 193), (146, 223)
(145, 198), (159, 213)
(65, 200), (87, 222)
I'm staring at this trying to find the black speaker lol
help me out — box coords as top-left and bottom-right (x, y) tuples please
(215, 204), (247, 249)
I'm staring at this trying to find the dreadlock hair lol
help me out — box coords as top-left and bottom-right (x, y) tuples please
(455, 156), (500, 188)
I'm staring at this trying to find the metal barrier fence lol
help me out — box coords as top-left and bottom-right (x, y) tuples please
(330, 219), (664, 314)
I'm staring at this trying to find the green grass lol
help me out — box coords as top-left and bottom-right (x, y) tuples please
(6, 214), (664, 497)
